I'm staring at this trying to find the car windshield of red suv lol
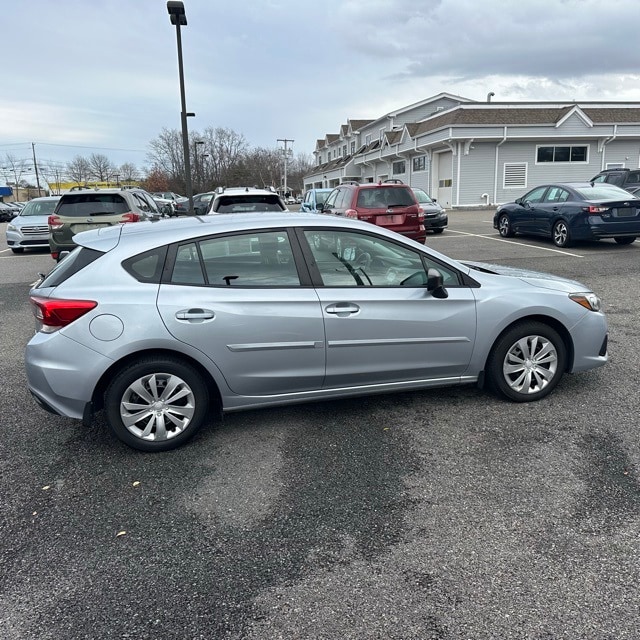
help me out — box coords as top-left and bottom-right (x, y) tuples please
(356, 187), (415, 208)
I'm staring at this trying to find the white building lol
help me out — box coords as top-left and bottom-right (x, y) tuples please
(304, 93), (640, 208)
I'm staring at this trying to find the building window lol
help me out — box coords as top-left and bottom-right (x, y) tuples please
(365, 134), (372, 145)
(351, 141), (356, 154)
(392, 161), (406, 175)
(342, 145), (347, 157)
(438, 179), (452, 188)
(536, 145), (588, 163)
(412, 156), (426, 172)
(379, 128), (386, 141)
(504, 163), (527, 188)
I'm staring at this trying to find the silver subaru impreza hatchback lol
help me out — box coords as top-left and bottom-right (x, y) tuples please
(25, 212), (608, 452)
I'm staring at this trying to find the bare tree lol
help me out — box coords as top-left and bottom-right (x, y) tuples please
(199, 127), (248, 186)
(66, 156), (91, 185)
(146, 128), (185, 186)
(119, 162), (139, 182)
(88, 153), (115, 182)
(2, 153), (31, 201)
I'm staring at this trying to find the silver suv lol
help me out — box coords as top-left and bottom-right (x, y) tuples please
(207, 187), (288, 214)
(6, 196), (61, 253)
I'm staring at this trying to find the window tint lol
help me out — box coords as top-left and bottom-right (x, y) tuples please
(56, 194), (129, 217)
(170, 231), (301, 287)
(123, 247), (167, 283)
(37, 247), (103, 288)
(214, 195), (284, 213)
(356, 186), (415, 208)
(303, 229), (459, 288)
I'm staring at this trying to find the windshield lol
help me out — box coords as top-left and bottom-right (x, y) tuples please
(20, 199), (60, 217)
(412, 189), (434, 204)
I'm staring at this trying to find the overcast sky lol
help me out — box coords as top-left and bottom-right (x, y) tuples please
(2, 0), (640, 174)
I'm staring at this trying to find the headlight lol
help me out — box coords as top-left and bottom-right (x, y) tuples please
(7, 224), (17, 231)
(569, 292), (601, 312)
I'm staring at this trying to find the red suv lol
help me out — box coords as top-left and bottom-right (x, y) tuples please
(320, 180), (425, 242)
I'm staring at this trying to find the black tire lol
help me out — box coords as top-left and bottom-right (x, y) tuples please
(10, 247), (24, 254)
(498, 214), (515, 237)
(432, 228), (445, 234)
(104, 357), (210, 452)
(552, 220), (572, 247)
(486, 321), (567, 402)
(614, 236), (636, 245)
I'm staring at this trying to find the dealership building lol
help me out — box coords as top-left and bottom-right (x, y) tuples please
(304, 93), (640, 208)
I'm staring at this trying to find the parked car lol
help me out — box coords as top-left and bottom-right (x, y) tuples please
(48, 188), (161, 260)
(26, 212), (607, 452)
(6, 196), (61, 253)
(411, 188), (448, 234)
(193, 191), (216, 215)
(494, 182), (640, 247)
(321, 180), (426, 243)
(590, 167), (640, 191)
(300, 188), (332, 213)
(0, 202), (17, 222)
(207, 187), (288, 213)
(151, 195), (175, 217)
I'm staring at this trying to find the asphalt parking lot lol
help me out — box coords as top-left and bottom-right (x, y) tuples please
(2, 211), (640, 639)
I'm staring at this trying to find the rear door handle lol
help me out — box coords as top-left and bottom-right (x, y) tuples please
(176, 308), (215, 321)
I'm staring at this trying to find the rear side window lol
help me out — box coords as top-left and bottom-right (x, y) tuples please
(37, 248), (103, 288)
(56, 194), (130, 217)
(122, 247), (168, 283)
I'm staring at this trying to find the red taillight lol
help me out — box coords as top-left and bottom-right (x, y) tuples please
(345, 209), (358, 219)
(50, 252), (59, 260)
(585, 205), (609, 214)
(121, 212), (140, 223)
(30, 296), (97, 332)
(48, 215), (63, 230)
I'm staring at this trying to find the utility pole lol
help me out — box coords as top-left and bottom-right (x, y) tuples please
(31, 143), (42, 196)
(277, 138), (294, 197)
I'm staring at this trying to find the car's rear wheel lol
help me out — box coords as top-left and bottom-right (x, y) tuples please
(552, 220), (572, 247)
(486, 321), (566, 402)
(104, 357), (209, 452)
(10, 247), (24, 254)
(614, 236), (636, 245)
(498, 214), (515, 237)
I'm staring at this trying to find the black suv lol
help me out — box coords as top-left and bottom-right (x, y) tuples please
(590, 168), (640, 191)
(320, 180), (425, 242)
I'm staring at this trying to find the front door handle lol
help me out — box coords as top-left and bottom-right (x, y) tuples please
(325, 303), (360, 316)
(176, 308), (215, 322)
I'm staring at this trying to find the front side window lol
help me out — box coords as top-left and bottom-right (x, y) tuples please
(170, 231), (300, 287)
(522, 186), (548, 204)
(303, 229), (459, 288)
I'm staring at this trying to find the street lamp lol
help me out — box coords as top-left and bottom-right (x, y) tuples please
(194, 140), (205, 193)
(167, 1), (194, 214)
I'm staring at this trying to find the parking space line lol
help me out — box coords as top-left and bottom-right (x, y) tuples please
(444, 229), (584, 257)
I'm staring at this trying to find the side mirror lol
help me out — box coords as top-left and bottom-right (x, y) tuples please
(515, 198), (522, 205)
(427, 268), (448, 299)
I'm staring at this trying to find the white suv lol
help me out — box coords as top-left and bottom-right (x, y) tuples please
(207, 187), (288, 214)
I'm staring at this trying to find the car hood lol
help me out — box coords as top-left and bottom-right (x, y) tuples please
(12, 214), (50, 226)
(462, 261), (590, 292)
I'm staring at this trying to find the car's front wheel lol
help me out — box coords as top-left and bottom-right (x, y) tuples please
(432, 228), (445, 234)
(552, 220), (572, 247)
(104, 357), (210, 452)
(498, 213), (515, 237)
(614, 236), (636, 245)
(486, 321), (567, 402)
(10, 247), (24, 254)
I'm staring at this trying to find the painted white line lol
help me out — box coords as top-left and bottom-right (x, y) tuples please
(0, 248), (11, 254)
(445, 229), (584, 257)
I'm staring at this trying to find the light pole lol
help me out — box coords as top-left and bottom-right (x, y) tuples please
(167, 1), (195, 214)
(194, 140), (205, 193)
(277, 138), (294, 198)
